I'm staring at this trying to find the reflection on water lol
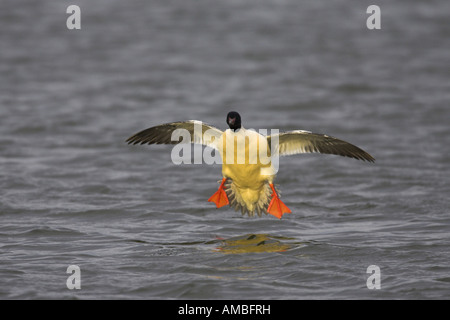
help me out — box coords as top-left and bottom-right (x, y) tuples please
(214, 234), (301, 254)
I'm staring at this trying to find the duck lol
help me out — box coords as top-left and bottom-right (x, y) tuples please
(126, 111), (375, 219)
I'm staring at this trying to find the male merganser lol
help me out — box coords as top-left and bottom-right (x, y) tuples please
(126, 111), (374, 219)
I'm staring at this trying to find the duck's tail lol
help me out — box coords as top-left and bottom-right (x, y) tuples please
(223, 178), (279, 217)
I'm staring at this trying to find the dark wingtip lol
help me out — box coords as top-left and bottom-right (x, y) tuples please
(362, 154), (375, 163)
(363, 151), (376, 163)
(125, 136), (136, 144)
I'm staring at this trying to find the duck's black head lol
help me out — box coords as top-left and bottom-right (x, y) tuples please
(226, 111), (241, 131)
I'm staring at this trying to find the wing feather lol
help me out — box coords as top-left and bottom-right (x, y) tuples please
(267, 130), (375, 162)
(126, 120), (223, 150)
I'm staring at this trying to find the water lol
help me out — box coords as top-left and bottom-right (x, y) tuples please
(0, 0), (449, 300)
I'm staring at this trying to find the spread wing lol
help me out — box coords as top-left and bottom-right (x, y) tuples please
(267, 130), (375, 162)
(126, 120), (223, 150)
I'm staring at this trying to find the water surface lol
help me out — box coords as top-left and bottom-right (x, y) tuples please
(0, 0), (449, 299)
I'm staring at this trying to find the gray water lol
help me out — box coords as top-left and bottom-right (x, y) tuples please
(1, 0), (449, 300)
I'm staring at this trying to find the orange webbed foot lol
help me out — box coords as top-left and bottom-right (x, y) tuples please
(267, 184), (291, 219)
(208, 178), (229, 208)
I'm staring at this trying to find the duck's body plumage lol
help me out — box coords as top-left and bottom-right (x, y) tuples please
(126, 112), (374, 219)
(217, 127), (276, 217)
